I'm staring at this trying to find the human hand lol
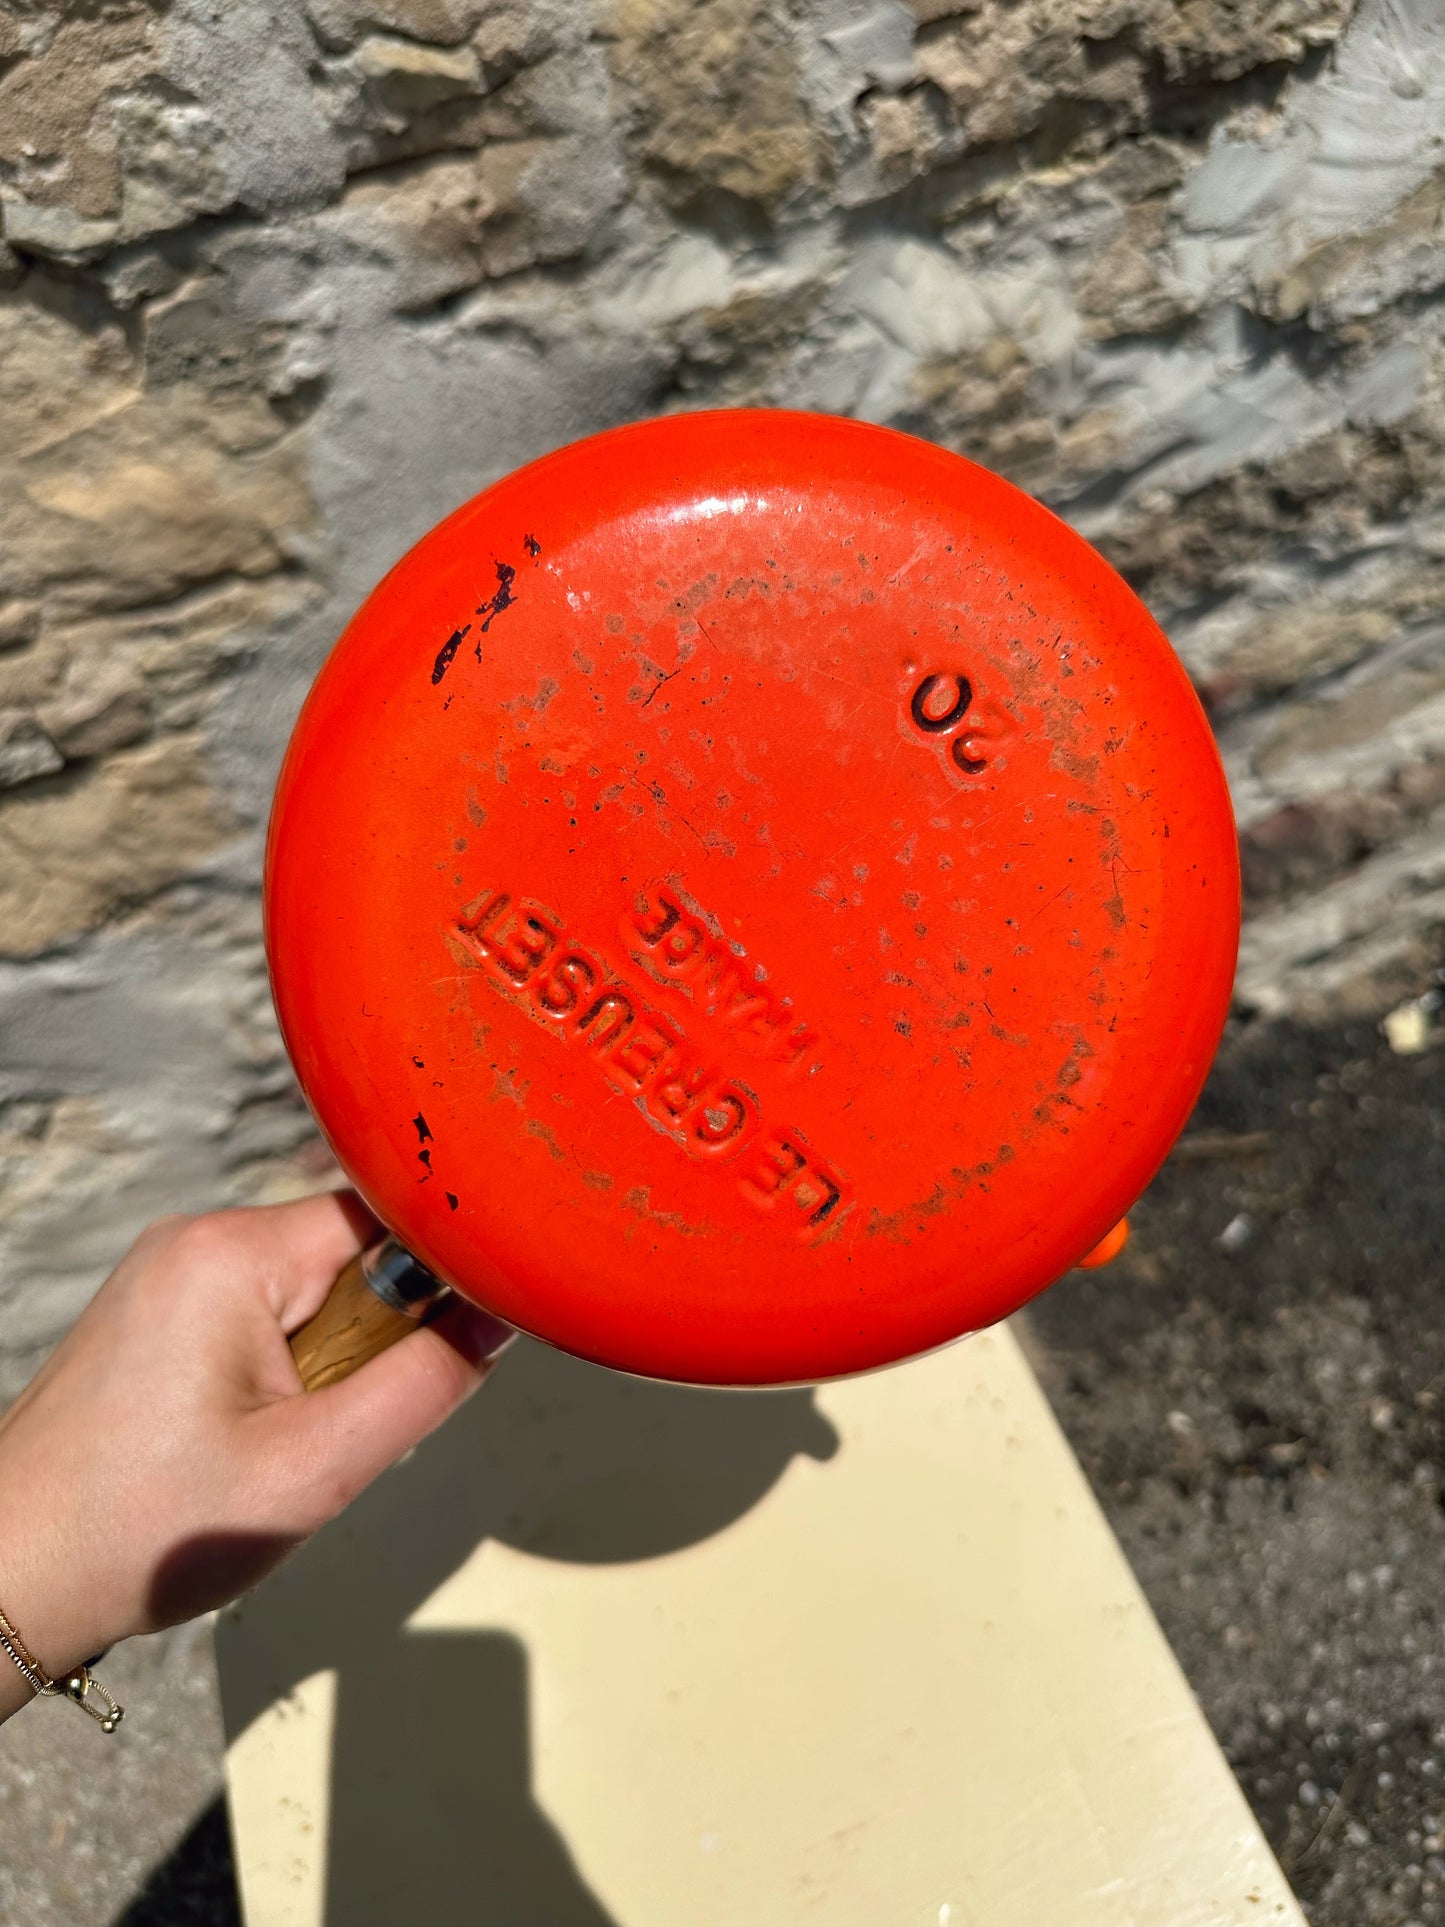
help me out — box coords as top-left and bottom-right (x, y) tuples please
(0, 1194), (511, 1725)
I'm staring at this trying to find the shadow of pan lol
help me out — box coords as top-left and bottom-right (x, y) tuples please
(214, 1336), (840, 1925)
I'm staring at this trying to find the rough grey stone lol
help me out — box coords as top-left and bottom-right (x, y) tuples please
(0, 711), (63, 787)
(0, 1619), (229, 1927)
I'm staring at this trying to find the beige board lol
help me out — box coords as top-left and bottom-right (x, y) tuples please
(219, 1325), (1305, 1927)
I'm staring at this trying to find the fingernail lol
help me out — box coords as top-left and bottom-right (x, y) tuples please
(473, 1312), (517, 1362)
(436, 1303), (517, 1368)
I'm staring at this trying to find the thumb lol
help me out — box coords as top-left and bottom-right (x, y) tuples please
(264, 1300), (514, 1526)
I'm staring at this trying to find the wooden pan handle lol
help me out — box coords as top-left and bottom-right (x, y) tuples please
(289, 1238), (449, 1391)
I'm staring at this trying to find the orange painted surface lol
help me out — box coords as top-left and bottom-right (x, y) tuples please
(1076, 1218), (1131, 1270)
(265, 411), (1238, 1384)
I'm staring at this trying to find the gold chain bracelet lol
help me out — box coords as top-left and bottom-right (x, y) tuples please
(0, 1607), (124, 1733)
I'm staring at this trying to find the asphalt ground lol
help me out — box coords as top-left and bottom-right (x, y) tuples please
(1031, 1008), (1445, 1927)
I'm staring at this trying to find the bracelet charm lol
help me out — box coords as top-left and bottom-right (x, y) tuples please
(0, 1606), (124, 1733)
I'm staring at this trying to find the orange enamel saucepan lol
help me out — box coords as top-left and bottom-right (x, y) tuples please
(266, 410), (1239, 1389)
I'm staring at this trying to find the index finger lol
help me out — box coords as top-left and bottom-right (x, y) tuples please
(207, 1190), (383, 1331)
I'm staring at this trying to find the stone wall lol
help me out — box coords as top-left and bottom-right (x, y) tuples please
(3, 0), (1443, 1378)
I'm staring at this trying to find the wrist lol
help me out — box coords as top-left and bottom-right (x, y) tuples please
(0, 1546), (114, 1687)
(0, 1586), (127, 1733)
(0, 1451), (122, 1694)
(0, 1563), (112, 1729)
